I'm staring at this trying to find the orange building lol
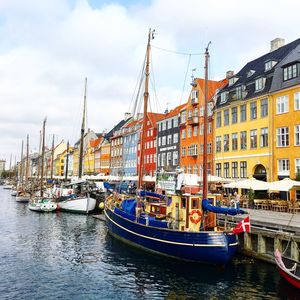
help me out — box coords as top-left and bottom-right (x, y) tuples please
(180, 78), (227, 176)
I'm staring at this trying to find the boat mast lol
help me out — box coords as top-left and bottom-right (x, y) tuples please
(65, 140), (69, 181)
(78, 77), (87, 179)
(25, 134), (29, 185)
(40, 118), (46, 197)
(19, 140), (24, 185)
(202, 42), (211, 200)
(138, 29), (155, 189)
(8, 153), (12, 180)
(50, 134), (54, 180)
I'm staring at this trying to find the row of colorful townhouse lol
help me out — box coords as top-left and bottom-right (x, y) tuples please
(33, 37), (300, 183)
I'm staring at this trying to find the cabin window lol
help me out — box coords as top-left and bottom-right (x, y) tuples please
(181, 198), (186, 208)
(191, 198), (198, 209)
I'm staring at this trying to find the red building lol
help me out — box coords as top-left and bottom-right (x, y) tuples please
(137, 112), (165, 179)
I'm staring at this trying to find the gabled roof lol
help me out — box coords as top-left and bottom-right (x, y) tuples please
(147, 112), (165, 127)
(158, 103), (187, 121)
(195, 78), (227, 101)
(105, 119), (128, 140)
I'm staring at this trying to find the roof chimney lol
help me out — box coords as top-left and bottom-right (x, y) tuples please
(226, 70), (234, 79)
(270, 38), (285, 52)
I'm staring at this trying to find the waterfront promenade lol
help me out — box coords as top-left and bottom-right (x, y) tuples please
(226, 208), (300, 234)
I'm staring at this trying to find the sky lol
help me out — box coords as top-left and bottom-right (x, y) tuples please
(0, 0), (300, 167)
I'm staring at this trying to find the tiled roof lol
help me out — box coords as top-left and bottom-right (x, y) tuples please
(147, 112), (165, 127)
(195, 78), (228, 100)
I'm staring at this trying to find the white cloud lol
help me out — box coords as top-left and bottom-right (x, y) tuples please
(0, 0), (300, 165)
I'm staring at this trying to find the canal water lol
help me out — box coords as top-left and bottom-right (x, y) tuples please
(0, 188), (298, 299)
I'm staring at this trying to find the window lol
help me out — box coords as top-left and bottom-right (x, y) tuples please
(224, 109), (229, 126)
(193, 164), (198, 175)
(191, 90), (198, 104)
(250, 101), (257, 119)
(231, 107), (237, 124)
(260, 128), (268, 147)
(182, 129), (186, 139)
(294, 92), (300, 111)
(173, 133), (178, 143)
(220, 92), (228, 104)
(157, 154), (160, 167)
(224, 134), (229, 152)
(181, 147), (186, 157)
(162, 122), (166, 131)
(295, 158), (300, 175)
(181, 111), (186, 123)
(208, 122), (212, 134)
(295, 125), (300, 146)
(240, 161), (247, 178)
(161, 153), (166, 166)
(276, 96), (289, 114)
(207, 143), (212, 154)
(261, 98), (268, 117)
(181, 198), (186, 209)
(174, 117), (178, 127)
(193, 126), (198, 136)
(167, 119), (172, 129)
(224, 163), (230, 178)
(188, 145), (198, 156)
(250, 129), (257, 149)
(167, 152), (172, 166)
(167, 135), (172, 144)
(187, 165), (192, 174)
(240, 131), (247, 150)
(200, 144), (204, 154)
(232, 162), (238, 178)
(240, 104), (246, 122)
(188, 110), (193, 119)
(200, 124), (204, 135)
(265, 60), (276, 71)
(232, 133), (238, 151)
(255, 77), (265, 91)
(216, 163), (221, 177)
(216, 136), (221, 153)
(173, 151), (178, 165)
(276, 127), (289, 147)
(162, 136), (166, 146)
(283, 63), (298, 81)
(236, 86), (242, 99)
(191, 198), (198, 209)
(216, 112), (222, 128)
(158, 137), (161, 147)
(187, 127), (192, 138)
(199, 106), (204, 116)
(278, 159), (290, 175)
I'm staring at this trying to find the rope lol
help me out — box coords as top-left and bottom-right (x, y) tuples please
(152, 45), (204, 56)
(179, 54), (191, 105)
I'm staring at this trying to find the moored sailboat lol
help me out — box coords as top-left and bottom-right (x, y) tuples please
(28, 118), (57, 213)
(104, 30), (245, 264)
(56, 78), (96, 214)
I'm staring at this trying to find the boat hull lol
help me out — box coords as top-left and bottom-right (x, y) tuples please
(105, 208), (238, 264)
(58, 197), (96, 214)
(16, 196), (30, 203)
(28, 200), (57, 212)
(278, 268), (300, 289)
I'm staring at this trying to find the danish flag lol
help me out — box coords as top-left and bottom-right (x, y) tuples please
(232, 216), (250, 234)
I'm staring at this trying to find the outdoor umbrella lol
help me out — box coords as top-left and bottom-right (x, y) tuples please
(223, 177), (270, 191)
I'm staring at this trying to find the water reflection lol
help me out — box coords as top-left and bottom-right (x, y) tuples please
(0, 188), (284, 299)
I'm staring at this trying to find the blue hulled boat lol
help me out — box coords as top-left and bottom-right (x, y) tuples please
(105, 30), (245, 264)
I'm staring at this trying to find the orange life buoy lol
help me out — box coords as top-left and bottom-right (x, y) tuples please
(189, 209), (202, 224)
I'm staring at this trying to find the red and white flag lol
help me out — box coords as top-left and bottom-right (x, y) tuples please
(232, 216), (250, 234)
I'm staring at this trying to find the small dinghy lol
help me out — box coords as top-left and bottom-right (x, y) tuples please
(274, 249), (300, 289)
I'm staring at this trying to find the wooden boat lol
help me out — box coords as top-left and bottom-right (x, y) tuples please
(274, 249), (300, 289)
(28, 198), (57, 212)
(105, 30), (246, 265)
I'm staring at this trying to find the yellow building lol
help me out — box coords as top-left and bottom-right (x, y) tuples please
(214, 38), (300, 182)
(55, 150), (66, 177)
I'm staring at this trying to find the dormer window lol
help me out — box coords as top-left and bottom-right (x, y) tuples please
(228, 77), (238, 86)
(236, 86), (242, 99)
(220, 91), (228, 104)
(283, 63), (299, 81)
(191, 90), (198, 104)
(247, 70), (255, 78)
(265, 60), (277, 71)
(255, 77), (266, 91)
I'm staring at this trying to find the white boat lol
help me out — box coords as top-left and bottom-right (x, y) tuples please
(57, 196), (96, 214)
(11, 189), (17, 196)
(28, 198), (57, 212)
